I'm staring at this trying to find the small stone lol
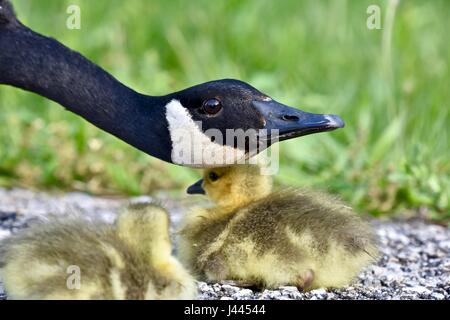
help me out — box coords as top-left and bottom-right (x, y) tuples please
(370, 265), (385, 276)
(310, 288), (327, 296)
(221, 284), (239, 295)
(280, 286), (302, 299)
(430, 292), (445, 300)
(278, 286), (298, 291)
(197, 281), (209, 289)
(439, 240), (450, 251)
(403, 286), (431, 295)
(260, 290), (282, 299)
(239, 289), (254, 297)
(129, 196), (153, 204)
(0, 229), (11, 240)
(212, 284), (222, 292)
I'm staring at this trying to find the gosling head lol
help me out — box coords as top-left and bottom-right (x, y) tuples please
(116, 203), (172, 263)
(163, 79), (344, 167)
(187, 164), (272, 209)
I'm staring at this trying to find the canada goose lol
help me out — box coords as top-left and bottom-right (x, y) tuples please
(179, 165), (379, 290)
(0, 1), (344, 166)
(0, 203), (197, 299)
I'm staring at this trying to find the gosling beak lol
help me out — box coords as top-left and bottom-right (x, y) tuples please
(253, 100), (345, 142)
(187, 179), (205, 195)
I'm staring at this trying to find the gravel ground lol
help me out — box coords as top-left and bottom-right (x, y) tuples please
(0, 188), (449, 300)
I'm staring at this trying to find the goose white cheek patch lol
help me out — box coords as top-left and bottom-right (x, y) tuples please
(165, 99), (246, 167)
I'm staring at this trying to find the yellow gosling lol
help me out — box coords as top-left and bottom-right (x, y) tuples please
(178, 164), (379, 290)
(0, 203), (197, 300)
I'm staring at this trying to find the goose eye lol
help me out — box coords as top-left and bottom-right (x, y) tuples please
(208, 172), (219, 182)
(202, 99), (222, 115)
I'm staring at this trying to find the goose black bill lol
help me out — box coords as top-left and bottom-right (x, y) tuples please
(253, 100), (345, 143)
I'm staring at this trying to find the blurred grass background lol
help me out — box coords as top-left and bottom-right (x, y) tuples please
(0, 0), (448, 222)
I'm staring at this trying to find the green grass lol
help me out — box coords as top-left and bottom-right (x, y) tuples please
(0, 0), (449, 221)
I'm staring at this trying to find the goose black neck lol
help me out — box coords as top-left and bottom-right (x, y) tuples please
(0, 2), (172, 162)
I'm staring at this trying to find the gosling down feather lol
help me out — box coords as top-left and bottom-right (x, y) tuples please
(0, 203), (197, 300)
(179, 164), (379, 290)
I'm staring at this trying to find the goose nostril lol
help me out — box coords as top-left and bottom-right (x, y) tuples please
(281, 115), (299, 121)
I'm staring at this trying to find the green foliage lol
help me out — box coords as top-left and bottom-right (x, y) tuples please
(0, 0), (448, 221)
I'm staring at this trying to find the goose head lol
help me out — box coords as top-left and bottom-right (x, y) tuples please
(0, 2), (344, 168)
(163, 79), (345, 167)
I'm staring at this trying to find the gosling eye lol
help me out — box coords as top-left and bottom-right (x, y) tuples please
(208, 172), (219, 182)
(202, 98), (222, 115)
